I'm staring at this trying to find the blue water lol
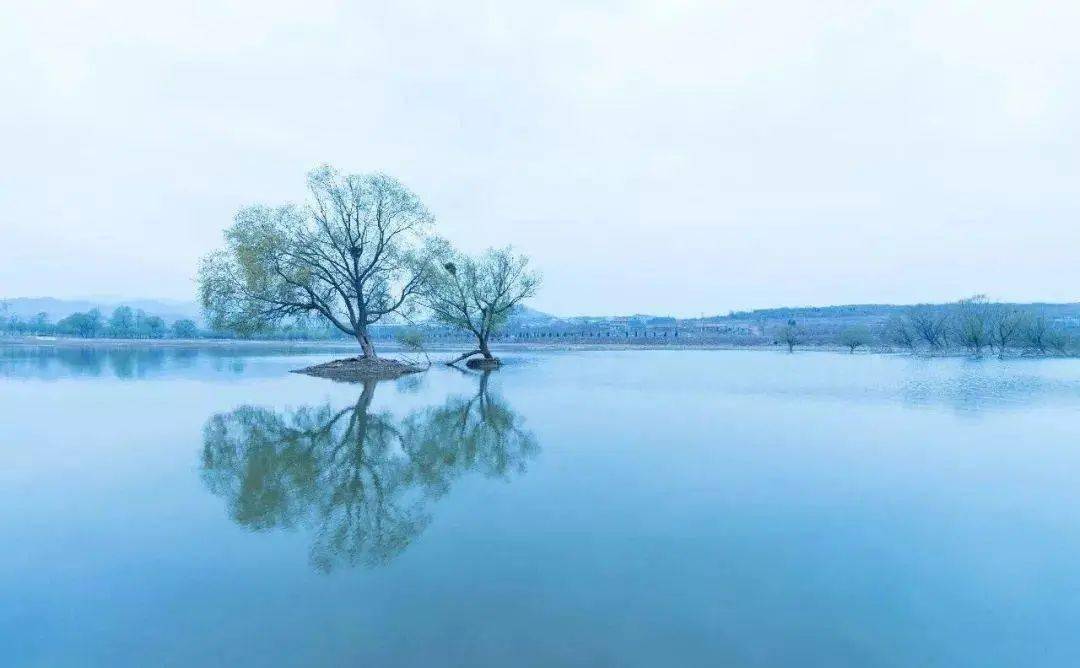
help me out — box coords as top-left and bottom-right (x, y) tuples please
(3, 344), (1080, 666)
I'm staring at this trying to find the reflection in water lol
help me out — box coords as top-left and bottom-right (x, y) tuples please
(0, 345), (202, 379)
(200, 372), (539, 572)
(0, 344), (359, 380)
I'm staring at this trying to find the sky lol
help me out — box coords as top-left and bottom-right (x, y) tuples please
(2, 0), (1079, 317)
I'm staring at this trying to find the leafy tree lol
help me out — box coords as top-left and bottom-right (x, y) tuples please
(199, 165), (440, 358)
(56, 309), (103, 337)
(108, 306), (137, 338)
(29, 312), (50, 334)
(838, 325), (873, 353)
(424, 247), (540, 365)
(171, 319), (200, 339)
(394, 328), (430, 367)
(136, 312), (167, 339)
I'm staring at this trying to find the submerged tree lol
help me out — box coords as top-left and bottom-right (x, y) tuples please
(1023, 314), (1054, 355)
(907, 304), (951, 351)
(988, 305), (1026, 358)
(424, 246), (540, 365)
(199, 165), (439, 358)
(882, 315), (918, 353)
(952, 295), (993, 356)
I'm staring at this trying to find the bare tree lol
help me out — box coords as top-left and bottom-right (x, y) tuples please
(778, 320), (802, 353)
(424, 247), (540, 366)
(1023, 314), (1052, 355)
(199, 165), (439, 358)
(838, 325), (873, 353)
(907, 304), (951, 351)
(952, 295), (992, 356)
(988, 305), (1026, 358)
(1048, 329), (1072, 356)
(882, 315), (918, 353)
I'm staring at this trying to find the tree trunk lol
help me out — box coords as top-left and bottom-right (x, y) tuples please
(446, 349), (482, 366)
(357, 329), (377, 358)
(479, 337), (494, 360)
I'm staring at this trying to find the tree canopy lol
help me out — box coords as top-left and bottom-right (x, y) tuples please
(199, 165), (440, 357)
(424, 246), (540, 363)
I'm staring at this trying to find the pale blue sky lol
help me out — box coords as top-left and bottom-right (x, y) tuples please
(2, 0), (1078, 316)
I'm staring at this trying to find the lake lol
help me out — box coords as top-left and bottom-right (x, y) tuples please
(3, 344), (1080, 667)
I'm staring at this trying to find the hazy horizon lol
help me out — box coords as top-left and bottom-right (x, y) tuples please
(4, 1), (1080, 317)
(4, 294), (1080, 324)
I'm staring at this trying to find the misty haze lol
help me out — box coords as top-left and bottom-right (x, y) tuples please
(3, 2), (1080, 667)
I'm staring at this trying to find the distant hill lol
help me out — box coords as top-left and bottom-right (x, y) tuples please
(720, 302), (1080, 324)
(508, 305), (558, 324)
(0, 297), (202, 325)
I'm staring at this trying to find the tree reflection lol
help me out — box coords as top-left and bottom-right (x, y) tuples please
(200, 372), (539, 572)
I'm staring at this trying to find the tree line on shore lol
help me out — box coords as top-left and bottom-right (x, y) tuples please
(3, 295), (1075, 359)
(0, 305), (200, 340)
(801, 295), (1075, 357)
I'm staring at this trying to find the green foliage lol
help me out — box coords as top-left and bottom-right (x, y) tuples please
(171, 319), (200, 339)
(838, 325), (873, 353)
(197, 166), (438, 355)
(395, 329), (426, 351)
(108, 306), (136, 338)
(56, 309), (103, 337)
(424, 246), (540, 354)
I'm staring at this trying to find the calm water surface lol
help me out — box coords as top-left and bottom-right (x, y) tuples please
(3, 345), (1080, 667)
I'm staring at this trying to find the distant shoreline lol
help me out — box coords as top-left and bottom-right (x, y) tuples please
(1, 334), (854, 354)
(3, 335), (1076, 359)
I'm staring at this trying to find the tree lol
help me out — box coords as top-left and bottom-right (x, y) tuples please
(424, 247), (540, 365)
(838, 325), (873, 353)
(172, 319), (200, 339)
(1023, 314), (1053, 355)
(108, 306), (136, 338)
(198, 165), (439, 358)
(882, 315), (917, 353)
(136, 311), (167, 339)
(1047, 329), (1071, 356)
(907, 304), (950, 351)
(988, 305), (1026, 358)
(778, 320), (802, 353)
(57, 309), (103, 338)
(29, 312), (50, 335)
(952, 296), (992, 356)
